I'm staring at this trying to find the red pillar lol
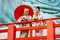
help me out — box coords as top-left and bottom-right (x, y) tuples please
(30, 30), (32, 37)
(7, 24), (16, 40)
(47, 21), (55, 40)
(29, 30), (32, 40)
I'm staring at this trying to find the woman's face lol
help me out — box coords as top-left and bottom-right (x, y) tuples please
(35, 8), (40, 14)
(24, 8), (29, 15)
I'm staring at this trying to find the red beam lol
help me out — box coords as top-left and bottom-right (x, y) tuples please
(15, 26), (46, 31)
(55, 34), (60, 38)
(55, 24), (60, 27)
(0, 29), (8, 33)
(15, 36), (47, 40)
(0, 17), (60, 26)
(15, 34), (60, 40)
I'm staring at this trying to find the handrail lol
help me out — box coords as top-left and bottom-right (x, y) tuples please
(0, 17), (60, 26)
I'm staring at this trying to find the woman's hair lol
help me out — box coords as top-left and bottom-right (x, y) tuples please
(36, 6), (40, 10)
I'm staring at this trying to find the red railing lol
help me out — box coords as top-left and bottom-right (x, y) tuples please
(0, 17), (60, 40)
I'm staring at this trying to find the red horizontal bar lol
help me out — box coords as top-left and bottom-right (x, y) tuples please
(0, 26), (46, 33)
(15, 34), (60, 40)
(55, 24), (60, 27)
(0, 29), (8, 33)
(0, 17), (60, 26)
(55, 34), (60, 38)
(15, 36), (47, 40)
(15, 26), (46, 31)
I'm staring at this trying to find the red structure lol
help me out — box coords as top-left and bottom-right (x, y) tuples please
(0, 17), (60, 40)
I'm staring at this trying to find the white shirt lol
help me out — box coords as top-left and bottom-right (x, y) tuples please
(16, 15), (32, 28)
(32, 13), (43, 26)
(17, 15), (32, 22)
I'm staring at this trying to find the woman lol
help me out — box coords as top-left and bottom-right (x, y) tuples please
(32, 6), (43, 36)
(17, 8), (32, 38)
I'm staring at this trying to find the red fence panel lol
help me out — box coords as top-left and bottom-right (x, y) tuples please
(0, 17), (60, 40)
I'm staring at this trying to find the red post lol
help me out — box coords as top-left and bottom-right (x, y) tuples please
(29, 30), (32, 40)
(47, 21), (55, 40)
(30, 30), (32, 37)
(7, 24), (16, 40)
